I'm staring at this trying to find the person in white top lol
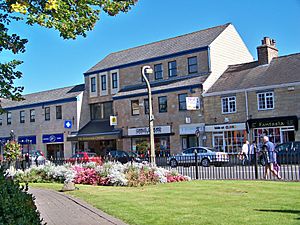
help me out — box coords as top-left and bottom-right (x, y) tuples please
(241, 140), (250, 165)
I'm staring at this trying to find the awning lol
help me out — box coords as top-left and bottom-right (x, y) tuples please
(246, 116), (298, 133)
(67, 120), (122, 141)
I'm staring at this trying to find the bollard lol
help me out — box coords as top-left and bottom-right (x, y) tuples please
(194, 149), (199, 179)
(254, 147), (258, 179)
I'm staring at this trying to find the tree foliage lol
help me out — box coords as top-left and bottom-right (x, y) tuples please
(0, 0), (138, 110)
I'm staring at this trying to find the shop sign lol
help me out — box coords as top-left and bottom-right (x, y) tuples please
(205, 123), (246, 132)
(110, 116), (117, 126)
(42, 133), (64, 143)
(186, 97), (200, 110)
(128, 126), (171, 136)
(0, 137), (10, 145)
(179, 123), (205, 135)
(18, 136), (37, 145)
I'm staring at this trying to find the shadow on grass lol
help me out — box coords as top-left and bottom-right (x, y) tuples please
(255, 209), (300, 220)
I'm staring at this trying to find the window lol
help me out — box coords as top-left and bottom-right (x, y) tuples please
(168, 61), (177, 77)
(112, 72), (118, 89)
(222, 96), (236, 113)
(45, 107), (50, 121)
(131, 100), (140, 116)
(158, 96), (168, 113)
(188, 56), (198, 74)
(154, 64), (163, 80)
(257, 92), (274, 110)
(90, 77), (96, 92)
(30, 109), (35, 122)
(144, 99), (149, 114)
(56, 105), (62, 119)
(101, 75), (107, 91)
(178, 93), (188, 111)
(7, 112), (11, 125)
(0, 117), (2, 126)
(20, 110), (25, 123)
(90, 102), (113, 120)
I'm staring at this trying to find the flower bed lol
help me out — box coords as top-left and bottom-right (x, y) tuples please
(11, 162), (190, 187)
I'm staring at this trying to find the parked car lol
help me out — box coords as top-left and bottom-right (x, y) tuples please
(275, 141), (300, 164)
(106, 150), (141, 164)
(167, 147), (229, 168)
(67, 152), (102, 164)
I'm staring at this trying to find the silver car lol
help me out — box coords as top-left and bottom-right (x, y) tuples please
(168, 147), (229, 167)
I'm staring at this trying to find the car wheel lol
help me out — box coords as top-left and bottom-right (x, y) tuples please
(170, 159), (178, 168)
(201, 158), (210, 167)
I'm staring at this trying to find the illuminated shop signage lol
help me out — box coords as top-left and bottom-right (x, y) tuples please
(128, 126), (171, 136)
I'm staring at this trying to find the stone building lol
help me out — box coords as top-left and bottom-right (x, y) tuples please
(0, 84), (85, 158)
(73, 23), (253, 155)
(203, 37), (300, 152)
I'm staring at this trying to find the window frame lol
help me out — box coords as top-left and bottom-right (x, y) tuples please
(257, 92), (274, 110)
(7, 112), (11, 125)
(168, 61), (177, 77)
(90, 77), (96, 92)
(56, 105), (62, 120)
(30, 109), (35, 122)
(158, 96), (168, 113)
(111, 72), (118, 89)
(154, 64), (163, 80)
(131, 100), (140, 116)
(188, 56), (198, 74)
(221, 96), (237, 114)
(101, 75), (107, 91)
(45, 107), (50, 121)
(178, 93), (188, 111)
(0, 116), (2, 126)
(144, 99), (149, 114)
(20, 110), (25, 123)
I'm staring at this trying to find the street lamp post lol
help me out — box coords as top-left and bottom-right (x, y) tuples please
(142, 66), (156, 166)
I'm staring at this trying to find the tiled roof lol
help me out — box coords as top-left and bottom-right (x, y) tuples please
(1, 84), (85, 109)
(205, 53), (300, 94)
(113, 75), (206, 99)
(86, 23), (230, 74)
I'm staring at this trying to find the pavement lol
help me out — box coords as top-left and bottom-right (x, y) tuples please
(29, 188), (128, 225)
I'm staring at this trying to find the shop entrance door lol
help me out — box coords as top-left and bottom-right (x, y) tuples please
(213, 133), (225, 152)
(281, 128), (295, 143)
(47, 144), (64, 159)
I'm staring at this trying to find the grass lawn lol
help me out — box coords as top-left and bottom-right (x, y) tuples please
(30, 180), (300, 225)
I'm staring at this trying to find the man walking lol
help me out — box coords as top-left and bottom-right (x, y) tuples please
(263, 136), (281, 179)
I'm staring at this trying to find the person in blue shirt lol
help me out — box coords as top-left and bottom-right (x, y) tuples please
(263, 136), (281, 179)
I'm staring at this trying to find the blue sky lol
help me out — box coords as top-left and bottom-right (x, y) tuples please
(4, 0), (300, 94)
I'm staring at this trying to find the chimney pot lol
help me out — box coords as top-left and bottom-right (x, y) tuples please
(257, 37), (278, 65)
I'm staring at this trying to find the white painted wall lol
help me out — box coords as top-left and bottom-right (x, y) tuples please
(203, 24), (254, 92)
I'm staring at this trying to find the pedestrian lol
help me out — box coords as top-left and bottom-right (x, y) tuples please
(241, 140), (250, 165)
(263, 136), (281, 179)
(249, 141), (257, 164)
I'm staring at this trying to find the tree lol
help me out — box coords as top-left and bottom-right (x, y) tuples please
(0, 0), (138, 111)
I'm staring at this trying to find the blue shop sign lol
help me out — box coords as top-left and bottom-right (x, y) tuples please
(64, 120), (72, 129)
(18, 136), (37, 145)
(0, 137), (10, 145)
(42, 133), (64, 143)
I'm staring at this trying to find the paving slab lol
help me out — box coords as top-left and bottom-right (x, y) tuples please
(29, 188), (128, 225)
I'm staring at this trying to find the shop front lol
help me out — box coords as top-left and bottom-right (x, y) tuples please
(128, 125), (172, 157)
(18, 135), (37, 154)
(246, 116), (298, 146)
(42, 133), (64, 159)
(205, 123), (247, 153)
(179, 123), (205, 150)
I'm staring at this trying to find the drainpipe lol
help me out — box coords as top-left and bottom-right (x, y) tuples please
(244, 90), (250, 141)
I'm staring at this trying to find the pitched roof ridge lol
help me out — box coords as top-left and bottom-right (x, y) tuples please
(108, 23), (231, 56)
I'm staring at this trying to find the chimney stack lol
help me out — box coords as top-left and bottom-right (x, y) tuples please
(257, 37), (278, 65)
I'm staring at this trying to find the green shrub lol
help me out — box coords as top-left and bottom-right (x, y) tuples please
(0, 168), (44, 225)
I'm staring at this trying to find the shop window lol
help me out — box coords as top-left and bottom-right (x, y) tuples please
(178, 93), (187, 110)
(257, 92), (274, 110)
(158, 96), (168, 113)
(7, 112), (12, 125)
(222, 96), (236, 113)
(56, 105), (62, 120)
(131, 100), (140, 116)
(154, 64), (163, 80)
(30, 109), (35, 122)
(188, 56), (198, 74)
(90, 102), (113, 120)
(168, 61), (177, 77)
(45, 107), (50, 121)
(20, 110), (25, 123)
